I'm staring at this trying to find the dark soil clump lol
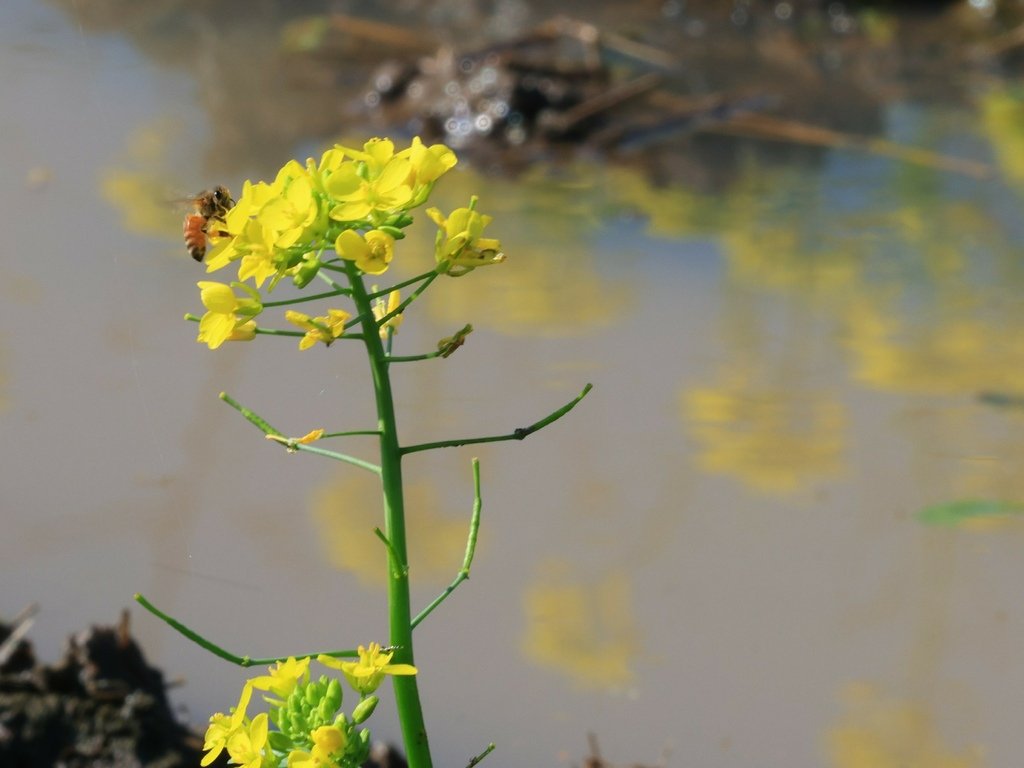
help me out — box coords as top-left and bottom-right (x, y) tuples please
(0, 608), (218, 768)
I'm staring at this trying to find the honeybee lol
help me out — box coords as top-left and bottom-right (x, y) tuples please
(182, 185), (234, 262)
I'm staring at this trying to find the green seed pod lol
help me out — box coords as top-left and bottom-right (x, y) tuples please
(351, 695), (378, 724)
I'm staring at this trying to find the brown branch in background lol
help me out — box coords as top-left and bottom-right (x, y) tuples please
(712, 113), (992, 179)
(649, 89), (991, 179)
(975, 21), (1024, 57)
(542, 72), (663, 135)
(329, 13), (436, 53)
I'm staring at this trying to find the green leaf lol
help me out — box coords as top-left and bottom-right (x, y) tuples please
(916, 499), (1024, 526)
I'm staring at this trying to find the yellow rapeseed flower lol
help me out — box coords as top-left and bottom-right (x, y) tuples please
(248, 657), (310, 705)
(259, 172), (324, 249)
(286, 724), (347, 767)
(373, 289), (403, 339)
(226, 712), (270, 768)
(397, 136), (457, 208)
(235, 219), (282, 288)
(324, 139), (413, 222)
(196, 281), (262, 350)
(426, 198), (504, 276)
(335, 229), (395, 275)
(317, 643), (417, 696)
(285, 308), (351, 350)
(202, 684), (254, 766)
(204, 179), (278, 273)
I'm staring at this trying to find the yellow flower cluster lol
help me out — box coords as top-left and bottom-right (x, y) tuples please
(201, 650), (417, 768)
(205, 137), (456, 285)
(192, 137), (504, 351)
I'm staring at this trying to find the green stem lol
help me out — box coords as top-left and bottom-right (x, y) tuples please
(346, 262), (433, 768)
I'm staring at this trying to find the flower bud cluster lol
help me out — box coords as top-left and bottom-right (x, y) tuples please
(201, 650), (415, 768)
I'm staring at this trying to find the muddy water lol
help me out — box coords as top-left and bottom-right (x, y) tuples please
(4, 1), (1024, 766)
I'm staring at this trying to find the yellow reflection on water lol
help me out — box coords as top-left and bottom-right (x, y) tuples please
(980, 88), (1024, 189)
(521, 560), (638, 690)
(310, 470), (471, 587)
(601, 165), (726, 239)
(826, 682), (984, 768)
(682, 371), (846, 494)
(424, 165), (632, 338)
(722, 223), (861, 297)
(842, 295), (1024, 395)
(99, 119), (188, 242)
(425, 237), (627, 338)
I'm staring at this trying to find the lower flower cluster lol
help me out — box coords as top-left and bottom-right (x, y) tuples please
(203, 645), (416, 768)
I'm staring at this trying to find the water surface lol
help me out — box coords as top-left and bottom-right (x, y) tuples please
(4, 1), (1024, 766)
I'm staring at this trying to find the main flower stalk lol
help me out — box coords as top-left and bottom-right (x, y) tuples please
(346, 262), (432, 768)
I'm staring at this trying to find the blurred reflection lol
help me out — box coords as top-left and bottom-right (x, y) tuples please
(310, 469), (471, 587)
(46, 0), (348, 172)
(827, 682), (984, 768)
(682, 370), (845, 494)
(521, 559), (638, 690)
(601, 164), (727, 239)
(980, 87), (1024, 191)
(842, 286), (1024, 396)
(425, 236), (627, 338)
(99, 119), (186, 242)
(721, 220), (861, 298)
(422, 165), (632, 337)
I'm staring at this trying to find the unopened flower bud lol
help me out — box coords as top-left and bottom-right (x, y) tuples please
(293, 255), (321, 288)
(351, 695), (379, 724)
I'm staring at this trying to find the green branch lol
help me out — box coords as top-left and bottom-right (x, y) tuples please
(411, 458), (482, 630)
(401, 384), (593, 455)
(375, 528), (408, 579)
(220, 391), (282, 435)
(133, 594), (358, 667)
(262, 288), (351, 307)
(388, 351), (444, 363)
(367, 270), (437, 299)
(222, 393), (382, 473)
(377, 272), (438, 328)
(466, 744), (496, 768)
